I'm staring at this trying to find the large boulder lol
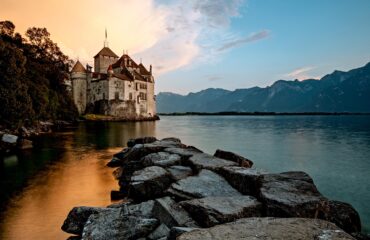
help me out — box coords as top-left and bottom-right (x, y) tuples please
(129, 166), (172, 201)
(177, 217), (355, 240)
(61, 206), (113, 235)
(258, 171), (325, 218)
(180, 196), (262, 227)
(185, 153), (237, 172)
(220, 166), (267, 196)
(214, 149), (253, 168)
(82, 209), (159, 240)
(167, 170), (242, 200)
(152, 197), (198, 228)
(168, 227), (198, 240)
(167, 166), (193, 181)
(141, 152), (181, 167)
(318, 200), (361, 234)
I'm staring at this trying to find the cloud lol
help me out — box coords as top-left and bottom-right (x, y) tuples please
(217, 30), (270, 52)
(206, 75), (224, 81)
(193, 0), (243, 27)
(285, 66), (319, 80)
(0, 0), (267, 75)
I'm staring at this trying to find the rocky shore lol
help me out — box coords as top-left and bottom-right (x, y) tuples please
(0, 120), (75, 155)
(62, 137), (367, 240)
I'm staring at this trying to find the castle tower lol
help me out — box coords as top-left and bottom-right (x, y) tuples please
(71, 61), (87, 114)
(94, 29), (119, 73)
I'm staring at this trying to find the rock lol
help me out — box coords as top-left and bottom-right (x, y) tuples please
(127, 137), (158, 147)
(111, 190), (126, 200)
(220, 167), (267, 196)
(107, 156), (125, 168)
(167, 170), (242, 200)
(152, 196), (198, 228)
(185, 153), (237, 173)
(177, 217), (355, 240)
(123, 200), (155, 217)
(82, 209), (159, 240)
(129, 166), (172, 201)
(180, 196), (262, 227)
(61, 206), (112, 235)
(161, 137), (181, 143)
(147, 223), (170, 240)
(17, 138), (33, 149)
(164, 147), (202, 160)
(141, 152), (181, 167)
(318, 200), (361, 234)
(168, 227), (198, 240)
(214, 149), (253, 168)
(258, 171), (324, 218)
(351, 232), (370, 240)
(167, 166), (193, 181)
(112, 167), (123, 180)
(1, 134), (18, 144)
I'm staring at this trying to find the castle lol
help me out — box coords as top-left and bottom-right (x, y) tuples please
(69, 38), (156, 120)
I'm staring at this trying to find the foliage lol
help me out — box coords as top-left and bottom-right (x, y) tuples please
(0, 20), (78, 128)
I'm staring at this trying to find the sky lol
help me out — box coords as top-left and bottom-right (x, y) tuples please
(1, 0), (370, 94)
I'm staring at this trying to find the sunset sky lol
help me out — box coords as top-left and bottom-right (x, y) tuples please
(1, 0), (370, 94)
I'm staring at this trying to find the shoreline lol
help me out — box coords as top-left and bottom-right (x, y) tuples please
(61, 137), (368, 239)
(159, 112), (370, 116)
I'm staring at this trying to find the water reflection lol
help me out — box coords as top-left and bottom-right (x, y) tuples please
(0, 122), (156, 240)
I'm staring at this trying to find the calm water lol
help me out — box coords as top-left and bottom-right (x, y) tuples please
(0, 116), (369, 239)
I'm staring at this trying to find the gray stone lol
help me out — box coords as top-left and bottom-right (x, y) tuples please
(168, 227), (197, 240)
(167, 170), (241, 200)
(124, 200), (155, 217)
(127, 137), (157, 147)
(152, 196), (198, 228)
(220, 166), (268, 196)
(180, 196), (262, 227)
(258, 171), (325, 218)
(214, 149), (253, 168)
(167, 166), (193, 181)
(147, 223), (170, 240)
(61, 206), (113, 235)
(1, 134), (18, 144)
(177, 217), (355, 240)
(318, 200), (361, 234)
(186, 153), (237, 172)
(164, 147), (202, 160)
(129, 166), (172, 201)
(82, 209), (159, 240)
(142, 152), (181, 167)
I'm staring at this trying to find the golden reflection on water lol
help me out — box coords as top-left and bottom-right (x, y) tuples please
(1, 142), (122, 239)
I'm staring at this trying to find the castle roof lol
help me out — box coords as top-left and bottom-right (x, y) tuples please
(138, 63), (150, 75)
(71, 61), (86, 73)
(94, 47), (119, 58)
(112, 54), (139, 68)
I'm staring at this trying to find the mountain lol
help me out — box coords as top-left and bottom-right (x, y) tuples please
(157, 62), (370, 113)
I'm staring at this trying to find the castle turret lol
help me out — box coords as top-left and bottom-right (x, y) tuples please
(71, 61), (87, 114)
(94, 30), (119, 73)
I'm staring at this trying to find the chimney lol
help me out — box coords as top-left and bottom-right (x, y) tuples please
(150, 65), (152, 74)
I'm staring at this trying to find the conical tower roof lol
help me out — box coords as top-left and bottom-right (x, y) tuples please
(71, 61), (86, 73)
(94, 47), (119, 58)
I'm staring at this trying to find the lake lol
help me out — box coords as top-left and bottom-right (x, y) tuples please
(0, 115), (369, 239)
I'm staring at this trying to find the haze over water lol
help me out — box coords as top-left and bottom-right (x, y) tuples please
(0, 115), (369, 239)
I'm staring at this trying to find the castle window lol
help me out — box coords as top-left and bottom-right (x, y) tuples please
(115, 92), (119, 100)
(103, 93), (105, 100)
(129, 93), (133, 100)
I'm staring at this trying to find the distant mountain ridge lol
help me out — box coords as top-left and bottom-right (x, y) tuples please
(157, 62), (370, 113)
